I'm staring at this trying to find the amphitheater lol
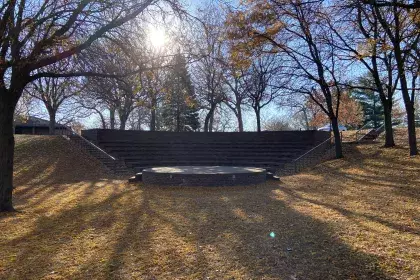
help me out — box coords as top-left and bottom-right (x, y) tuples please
(73, 129), (331, 186)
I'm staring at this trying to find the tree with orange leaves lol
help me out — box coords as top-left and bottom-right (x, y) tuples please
(306, 91), (364, 129)
(226, 0), (349, 158)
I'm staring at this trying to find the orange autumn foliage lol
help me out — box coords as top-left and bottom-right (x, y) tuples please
(307, 92), (364, 128)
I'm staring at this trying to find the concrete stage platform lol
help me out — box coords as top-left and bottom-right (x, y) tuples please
(142, 166), (267, 186)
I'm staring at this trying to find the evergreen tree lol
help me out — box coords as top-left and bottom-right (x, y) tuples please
(351, 74), (385, 128)
(161, 53), (200, 132)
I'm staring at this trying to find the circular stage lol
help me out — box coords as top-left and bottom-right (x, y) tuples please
(142, 166), (267, 186)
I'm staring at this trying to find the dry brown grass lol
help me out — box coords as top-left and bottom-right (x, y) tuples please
(341, 130), (359, 142)
(0, 132), (419, 279)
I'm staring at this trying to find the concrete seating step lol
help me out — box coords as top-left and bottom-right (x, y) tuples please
(105, 147), (309, 152)
(100, 140), (312, 145)
(104, 142), (310, 146)
(126, 161), (288, 169)
(104, 147), (311, 153)
(105, 148), (310, 155)
(110, 153), (306, 159)
(125, 157), (297, 162)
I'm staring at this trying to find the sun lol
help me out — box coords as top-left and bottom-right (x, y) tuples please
(148, 26), (166, 49)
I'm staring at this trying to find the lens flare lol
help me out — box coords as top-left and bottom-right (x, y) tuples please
(148, 26), (166, 48)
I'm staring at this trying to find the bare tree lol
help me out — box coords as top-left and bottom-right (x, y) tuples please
(209, 103), (238, 132)
(372, 1), (419, 155)
(82, 76), (119, 129)
(139, 60), (167, 131)
(227, 0), (349, 157)
(25, 75), (82, 134)
(80, 40), (143, 130)
(77, 94), (109, 129)
(104, 22), (174, 131)
(244, 55), (284, 132)
(0, 0), (182, 211)
(361, 0), (420, 9)
(191, 4), (227, 132)
(13, 94), (33, 125)
(328, 1), (400, 147)
(127, 106), (150, 130)
(263, 117), (292, 131)
(290, 104), (311, 130)
(223, 64), (248, 132)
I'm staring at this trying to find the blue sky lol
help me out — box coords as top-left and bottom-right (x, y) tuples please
(182, 0), (285, 131)
(42, 0), (290, 131)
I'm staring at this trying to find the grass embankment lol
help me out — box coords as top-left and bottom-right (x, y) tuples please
(0, 132), (419, 279)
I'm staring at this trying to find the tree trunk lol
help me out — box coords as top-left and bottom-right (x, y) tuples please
(331, 116), (344, 159)
(209, 112), (214, 133)
(392, 28), (417, 155)
(48, 109), (56, 135)
(373, 98), (378, 129)
(405, 103), (418, 156)
(237, 104), (244, 132)
(0, 93), (16, 211)
(98, 112), (107, 129)
(383, 103), (395, 147)
(119, 113), (127, 131)
(398, 71), (418, 155)
(110, 109), (115, 130)
(150, 97), (157, 131)
(399, 79), (418, 155)
(302, 108), (310, 130)
(255, 107), (261, 132)
(176, 106), (181, 132)
(156, 111), (161, 131)
(150, 108), (156, 132)
(204, 105), (216, 132)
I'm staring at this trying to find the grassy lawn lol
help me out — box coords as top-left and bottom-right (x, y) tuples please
(0, 132), (419, 279)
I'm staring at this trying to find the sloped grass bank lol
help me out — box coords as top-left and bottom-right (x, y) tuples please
(0, 134), (418, 279)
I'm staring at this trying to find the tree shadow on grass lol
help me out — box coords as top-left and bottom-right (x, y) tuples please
(281, 186), (420, 236)
(3, 136), (417, 278)
(0, 180), (138, 279)
(1, 181), (395, 280)
(5, 135), (119, 218)
(3, 137), (410, 279)
(300, 143), (420, 201)
(282, 143), (419, 238)
(13, 135), (114, 188)
(120, 184), (393, 279)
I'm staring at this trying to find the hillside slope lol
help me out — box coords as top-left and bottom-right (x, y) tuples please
(14, 135), (110, 187)
(0, 132), (418, 280)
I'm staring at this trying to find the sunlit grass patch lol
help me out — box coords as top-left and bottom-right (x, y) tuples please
(0, 132), (419, 279)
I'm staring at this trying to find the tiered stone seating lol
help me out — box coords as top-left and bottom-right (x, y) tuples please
(82, 130), (330, 173)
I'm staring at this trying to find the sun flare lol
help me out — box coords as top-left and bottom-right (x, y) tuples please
(148, 26), (166, 48)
